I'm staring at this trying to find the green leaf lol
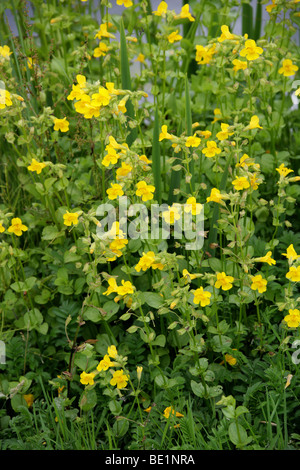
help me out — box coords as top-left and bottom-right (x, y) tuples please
(228, 422), (250, 447)
(191, 380), (205, 398)
(79, 388), (97, 412)
(143, 292), (164, 309)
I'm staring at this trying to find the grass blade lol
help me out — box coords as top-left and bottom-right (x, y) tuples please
(119, 18), (137, 147)
(185, 75), (194, 192)
(152, 106), (162, 204)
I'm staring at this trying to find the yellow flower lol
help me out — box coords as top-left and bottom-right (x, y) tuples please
(286, 265), (300, 282)
(136, 181), (155, 201)
(250, 173), (260, 190)
(0, 45), (12, 58)
(195, 44), (216, 65)
(159, 125), (174, 141)
(153, 1), (168, 16)
(278, 59), (298, 77)
(184, 197), (202, 216)
(94, 23), (116, 40)
(206, 188), (224, 203)
(23, 394), (34, 407)
(0, 223), (5, 233)
(199, 130), (212, 139)
(103, 278), (119, 296)
(185, 134), (201, 148)
(117, 99), (127, 114)
(53, 117), (69, 132)
(218, 25), (235, 42)
(232, 176), (250, 191)
(135, 251), (156, 272)
(214, 272), (234, 291)
(239, 39), (263, 61)
(283, 309), (300, 328)
(236, 154), (253, 168)
(232, 59), (247, 73)
(162, 204), (181, 224)
(107, 345), (118, 358)
(276, 163), (293, 177)
(117, 280), (135, 296)
(282, 244), (300, 262)
(266, 0), (276, 13)
(108, 238), (128, 259)
(250, 274), (267, 293)
(106, 82), (120, 95)
(193, 286), (211, 307)
(163, 406), (184, 419)
(216, 123), (234, 141)
(106, 183), (124, 200)
(93, 42), (109, 57)
(246, 115), (263, 130)
(27, 158), (47, 175)
(80, 371), (95, 386)
(91, 86), (111, 107)
(63, 211), (79, 226)
(225, 354), (237, 366)
(136, 53), (145, 63)
(116, 162), (132, 179)
(0, 89), (12, 109)
(97, 355), (115, 372)
(176, 4), (194, 22)
(137, 366), (143, 382)
(116, 0), (133, 7)
(7, 218), (28, 236)
(167, 30), (182, 44)
(202, 141), (221, 158)
(256, 251), (276, 266)
(212, 108), (222, 123)
(110, 369), (129, 389)
(139, 154), (151, 164)
(182, 269), (197, 283)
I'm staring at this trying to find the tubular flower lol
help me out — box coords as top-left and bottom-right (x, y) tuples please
(256, 251), (276, 266)
(153, 1), (168, 16)
(214, 272), (234, 291)
(286, 266), (300, 282)
(54, 117), (69, 132)
(116, 0), (133, 7)
(159, 125), (174, 141)
(116, 162), (132, 179)
(135, 251), (156, 272)
(163, 407), (184, 419)
(276, 163), (293, 177)
(63, 211), (79, 226)
(246, 115), (263, 130)
(162, 204), (181, 225)
(218, 25), (235, 42)
(206, 188), (225, 203)
(250, 274), (267, 293)
(94, 22), (115, 40)
(117, 280), (135, 296)
(232, 59), (247, 73)
(282, 244), (300, 262)
(182, 269), (197, 283)
(283, 309), (300, 328)
(80, 371), (95, 386)
(167, 30), (182, 44)
(195, 44), (216, 65)
(7, 218), (28, 236)
(216, 123), (234, 141)
(135, 181), (155, 201)
(239, 39), (263, 61)
(232, 176), (250, 191)
(184, 197), (202, 216)
(0, 89), (12, 109)
(278, 59), (298, 77)
(27, 158), (47, 175)
(106, 183), (124, 200)
(93, 42), (109, 57)
(193, 287), (212, 307)
(202, 141), (221, 158)
(225, 354), (237, 366)
(176, 4), (195, 22)
(97, 355), (115, 372)
(103, 278), (119, 296)
(110, 369), (129, 389)
(185, 134), (201, 148)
